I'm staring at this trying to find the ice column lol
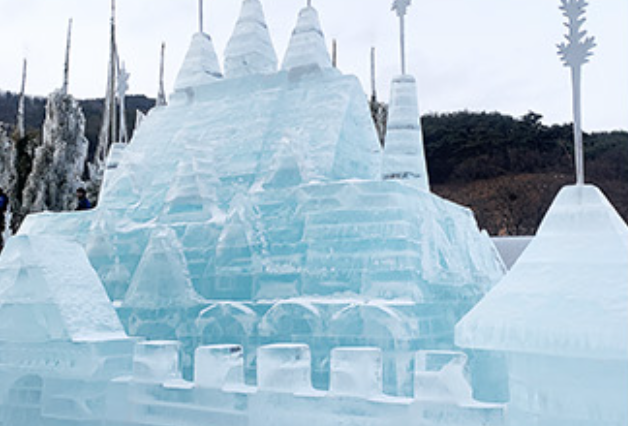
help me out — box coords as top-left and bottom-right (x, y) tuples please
(382, 75), (430, 191)
(174, 32), (222, 92)
(282, 5), (332, 71)
(224, 0), (277, 78)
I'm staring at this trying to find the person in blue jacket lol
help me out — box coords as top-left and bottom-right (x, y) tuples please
(76, 187), (92, 211)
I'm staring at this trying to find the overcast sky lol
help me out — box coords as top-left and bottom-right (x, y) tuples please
(0, 0), (626, 131)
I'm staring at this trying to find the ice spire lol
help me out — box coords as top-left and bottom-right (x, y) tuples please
(282, 3), (332, 71)
(224, 0), (278, 79)
(557, 0), (596, 186)
(382, 0), (429, 189)
(174, 0), (222, 92)
(17, 59), (27, 140)
(97, 0), (119, 163)
(62, 19), (73, 95)
(392, 0), (411, 74)
(117, 62), (130, 144)
(156, 42), (167, 107)
(382, 75), (429, 190)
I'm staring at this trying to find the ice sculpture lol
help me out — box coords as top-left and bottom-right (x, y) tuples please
(457, 185), (628, 426)
(0, 1), (509, 424)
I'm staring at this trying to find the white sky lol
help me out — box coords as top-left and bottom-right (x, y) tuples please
(0, 0), (626, 131)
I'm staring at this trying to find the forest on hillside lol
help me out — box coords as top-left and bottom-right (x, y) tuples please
(0, 91), (626, 236)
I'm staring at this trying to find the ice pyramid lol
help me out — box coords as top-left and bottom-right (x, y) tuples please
(0, 235), (126, 342)
(224, 0), (278, 78)
(456, 185), (628, 426)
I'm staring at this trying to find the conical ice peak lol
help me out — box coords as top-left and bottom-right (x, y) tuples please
(224, 0), (278, 78)
(282, 5), (332, 71)
(174, 32), (222, 92)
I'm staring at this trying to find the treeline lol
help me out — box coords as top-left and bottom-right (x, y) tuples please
(422, 111), (628, 234)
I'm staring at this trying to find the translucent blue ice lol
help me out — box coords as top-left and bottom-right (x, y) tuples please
(0, 2), (519, 425)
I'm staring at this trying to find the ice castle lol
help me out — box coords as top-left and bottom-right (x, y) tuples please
(0, 1), (625, 425)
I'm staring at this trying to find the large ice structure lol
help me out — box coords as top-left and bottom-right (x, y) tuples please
(457, 185), (628, 426)
(0, 1), (510, 424)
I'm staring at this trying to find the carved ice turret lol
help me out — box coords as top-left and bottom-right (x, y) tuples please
(282, 5), (332, 71)
(225, 0), (278, 78)
(174, 33), (222, 92)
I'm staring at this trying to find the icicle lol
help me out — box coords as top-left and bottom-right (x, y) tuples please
(17, 59), (27, 140)
(157, 42), (167, 106)
(62, 18), (73, 95)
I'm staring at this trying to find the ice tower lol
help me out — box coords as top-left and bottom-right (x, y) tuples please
(457, 185), (628, 426)
(2, 1), (507, 422)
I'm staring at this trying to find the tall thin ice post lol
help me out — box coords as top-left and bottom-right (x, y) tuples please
(370, 47), (377, 101)
(157, 42), (167, 107)
(62, 19), (73, 95)
(557, 0), (596, 186)
(392, 0), (411, 75)
(17, 59), (27, 140)
(199, 0), (204, 33)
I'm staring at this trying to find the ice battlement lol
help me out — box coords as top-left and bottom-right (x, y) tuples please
(109, 341), (504, 426)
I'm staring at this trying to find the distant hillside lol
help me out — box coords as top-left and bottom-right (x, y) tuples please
(1, 93), (626, 235)
(422, 111), (628, 235)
